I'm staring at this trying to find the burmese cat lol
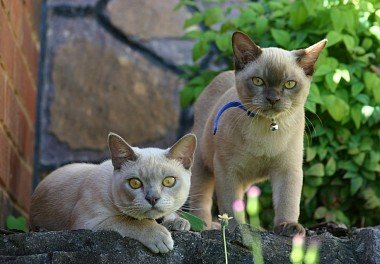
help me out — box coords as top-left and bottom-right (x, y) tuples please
(190, 32), (326, 236)
(31, 132), (197, 253)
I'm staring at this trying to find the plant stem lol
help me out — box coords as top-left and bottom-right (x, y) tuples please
(222, 225), (228, 264)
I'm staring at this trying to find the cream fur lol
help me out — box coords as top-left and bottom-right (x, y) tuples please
(31, 133), (196, 253)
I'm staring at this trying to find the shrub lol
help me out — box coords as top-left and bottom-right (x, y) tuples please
(179, 0), (380, 228)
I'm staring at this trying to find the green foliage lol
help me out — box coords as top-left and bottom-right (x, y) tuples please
(179, 0), (380, 228)
(6, 215), (28, 232)
(179, 211), (206, 231)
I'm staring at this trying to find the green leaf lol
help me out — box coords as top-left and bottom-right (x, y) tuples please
(362, 188), (380, 209)
(343, 172), (357, 179)
(338, 161), (358, 172)
(308, 83), (323, 104)
(289, 2), (308, 28)
(180, 87), (195, 108)
(306, 147), (317, 162)
(314, 206), (327, 219)
(361, 38), (373, 50)
(184, 13), (203, 28)
(325, 73), (338, 91)
(353, 153), (366, 166)
(330, 9), (345, 32)
(183, 30), (202, 39)
(270, 29), (291, 48)
(360, 137), (374, 152)
(314, 64), (333, 77)
(179, 211), (206, 232)
(248, 3), (265, 14)
(363, 71), (380, 103)
(369, 25), (380, 41)
(204, 7), (224, 27)
(355, 94), (370, 105)
(343, 35), (355, 51)
(215, 34), (230, 52)
(305, 163), (325, 177)
(305, 176), (324, 187)
(324, 95), (350, 122)
(325, 157), (336, 176)
(351, 104), (362, 129)
(350, 177), (363, 195)
(255, 17), (268, 35)
(351, 83), (364, 97)
(331, 210), (350, 225)
(326, 31), (342, 47)
(303, 185), (317, 202)
(192, 41), (210, 61)
(6, 216), (28, 232)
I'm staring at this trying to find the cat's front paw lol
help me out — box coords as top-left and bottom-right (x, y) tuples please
(140, 224), (174, 254)
(274, 222), (305, 237)
(162, 217), (191, 231)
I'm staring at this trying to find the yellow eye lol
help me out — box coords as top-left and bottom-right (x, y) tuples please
(129, 178), (142, 189)
(162, 177), (176, 187)
(252, 77), (264, 86)
(284, 80), (296, 89)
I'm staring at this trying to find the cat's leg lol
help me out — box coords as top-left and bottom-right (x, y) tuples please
(189, 154), (215, 229)
(214, 158), (246, 231)
(94, 216), (174, 254)
(271, 170), (305, 237)
(161, 212), (190, 231)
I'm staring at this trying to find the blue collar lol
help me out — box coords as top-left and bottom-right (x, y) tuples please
(213, 101), (256, 135)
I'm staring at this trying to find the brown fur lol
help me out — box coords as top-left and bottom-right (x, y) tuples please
(190, 32), (326, 236)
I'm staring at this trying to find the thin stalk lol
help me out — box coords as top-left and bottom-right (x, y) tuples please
(222, 225), (228, 264)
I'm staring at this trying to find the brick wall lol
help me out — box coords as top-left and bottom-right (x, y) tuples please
(0, 0), (40, 228)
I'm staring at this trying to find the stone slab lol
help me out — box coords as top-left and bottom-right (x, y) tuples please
(40, 16), (182, 167)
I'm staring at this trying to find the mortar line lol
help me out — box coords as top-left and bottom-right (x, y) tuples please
(0, 121), (34, 173)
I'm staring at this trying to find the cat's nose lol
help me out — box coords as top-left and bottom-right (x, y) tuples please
(145, 195), (160, 206)
(266, 96), (280, 105)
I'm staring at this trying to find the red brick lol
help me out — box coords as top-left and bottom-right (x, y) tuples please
(0, 18), (15, 78)
(9, 155), (31, 212)
(12, 47), (23, 93)
(24, 129), (34, 165)
(10, 0), (23, 44)
(0, 0), (11, 19)
(0, 130), (11, 188)
(18, 164), (32, 212)
(4, 82), (18, 142)
(0, 71), (6, 122)
(16, 109), (34, 163)
(19, 76), (36, 123)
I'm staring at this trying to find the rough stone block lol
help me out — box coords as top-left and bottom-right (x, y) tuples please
(40, 16), (183, 167)
(1, 227), (379, 263)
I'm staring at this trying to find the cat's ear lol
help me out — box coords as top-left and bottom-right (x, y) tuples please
(167, 134), (197, 170)
(108, 132), (137, 170)
(294, 39), (327, 76)
(232, 31), (262, 71)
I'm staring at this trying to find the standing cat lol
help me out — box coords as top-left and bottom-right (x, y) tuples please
(31, 132), (197, 253)
(190, 31), (326, 236)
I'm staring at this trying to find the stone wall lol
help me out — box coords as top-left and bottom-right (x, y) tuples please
(0, 0), (40, 227)
(1, 226), (379, 263)
(35, 0), (195, 180)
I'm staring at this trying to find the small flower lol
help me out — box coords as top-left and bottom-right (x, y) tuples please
(232, 200), (245, 212)
(247, 186), (261, 198)
(292, 234), (305, 246)
(218, 213), (233, 227)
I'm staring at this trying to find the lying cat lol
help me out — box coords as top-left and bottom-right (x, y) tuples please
(190, 31), (326, 236)
(31, 132), (197, 253)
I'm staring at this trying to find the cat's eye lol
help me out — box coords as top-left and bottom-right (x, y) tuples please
(252, 77), (264, 86)
(284, 80), (296, 89)
(129, 178), (142, 189)
(162, 177), (176, 188)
